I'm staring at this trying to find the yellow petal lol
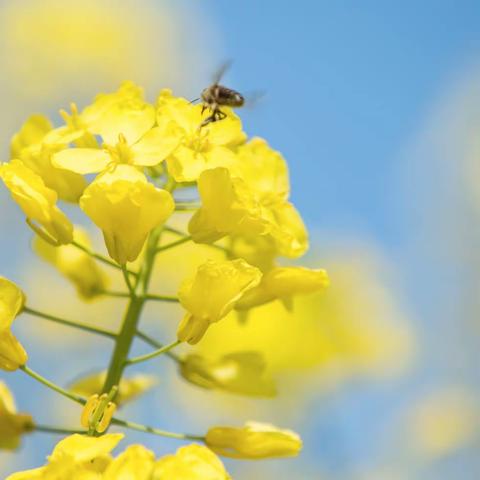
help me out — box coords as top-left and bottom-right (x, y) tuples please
(49, 433), (124, 463)
(132, 127), (179, 167)
(0, 331), (28, 371)
(0, 277), (25, 330)
(52, 148), (111, 174)
(152, 444), (231, 480)
(231, 137), (289, 205)
(103, 445), (155, 480)
(237, 266), (329, 310)
(205, 422), (302, 459)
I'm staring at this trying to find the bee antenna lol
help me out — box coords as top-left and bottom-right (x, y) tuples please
(189, 98), (201, 105)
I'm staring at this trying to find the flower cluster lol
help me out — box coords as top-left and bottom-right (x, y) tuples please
(0, 82), (327, 477)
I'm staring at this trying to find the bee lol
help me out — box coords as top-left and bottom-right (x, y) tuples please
(198, 61), (245, 127)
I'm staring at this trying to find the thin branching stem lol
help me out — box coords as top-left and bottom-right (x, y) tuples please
(136, 330), (183, 363)
(156, 235), (192, 253)
(20, 366), (87, 405)
(110, 417), (205, 442)
(34, 424), (86, 435)
(163, 225), (230, 254)
(71, 241), (137, 276)
(144, 294), (180, 303)
(22, 307), (117, 339)
(125, 340), (182, 366)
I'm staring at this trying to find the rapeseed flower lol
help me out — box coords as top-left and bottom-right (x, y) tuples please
(177, 259), (261, 344)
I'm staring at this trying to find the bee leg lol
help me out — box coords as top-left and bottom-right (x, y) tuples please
(200, 114), (215, 128)
(201, 104), (206, 114)
(216, 110), (227, 121)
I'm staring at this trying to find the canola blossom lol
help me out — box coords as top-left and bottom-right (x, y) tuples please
(0, 81), (326, 477)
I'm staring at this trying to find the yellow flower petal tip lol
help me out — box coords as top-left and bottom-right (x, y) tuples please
(205, 422), (302, 459)
(177, 259), (262, 344)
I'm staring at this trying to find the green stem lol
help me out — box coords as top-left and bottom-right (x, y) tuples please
(175, 204), (200, 211)
(144, 294), (180, 303)
(34, 424), (86, 435)
(156, 235), (192, 253)
(101, 227), (163, 396)
(101, 290), (130, 299)
(136, 330), (183, 363)
(126, 340), (182, 366)
(20, 366), (86, 405)
(110, 417), (204, 442)
(164, 225), (230, 254)
(22, 307), (117, 339)
(122, 265), (135, 296)
(71, 241), (137, 276)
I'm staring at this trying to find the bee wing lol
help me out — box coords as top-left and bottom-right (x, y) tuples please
(243, 90), (266, 109)
(212, 59), (233, 85)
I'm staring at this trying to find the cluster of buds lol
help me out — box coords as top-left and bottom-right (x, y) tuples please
(0, 81), (328, 478)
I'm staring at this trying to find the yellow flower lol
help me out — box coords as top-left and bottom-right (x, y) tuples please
(189, 167), (308, 258)
(0, 381), (34, 450)
(188, 167), (272, 243)
(156, 89), (246, 182)
(11, 114), (87, 202)
(70, 371), (157, 406)
(236, 266), (329, 310)
(180, 351), (276, 397)
(6, 433), (123, 480)
(34, 227), (109, 300)
(51, 82), (175, 175)
(0, 160), (73, 245)
(103, 445), (155, 480)
(152, 444), (231, 480)
(205, 421), (302, 459)
(0, 277), (28, 371)
(79, 165), (174, 264)
(177, 259), (262, 344)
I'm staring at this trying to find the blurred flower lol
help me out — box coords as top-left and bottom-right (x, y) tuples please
(205, 422), (302, 459)
(0, 0), (211, 101)
(0, 381), (34, 450)
(70, 371), (157, 406)
(177, 259), (261, 344)
(34, 227), (109, 300)
(194, 250), (414, 380)
(11, 114), (87, 202)
(0, 277), (28, 371)
(180, 351), (276, 397)
(156, 89), (246, 183)
(236, 266), (329, 310)
(0, 160), (73, 245)
(407, 388), (479, 458)
(80, 165), (174, 264)
(153, 444), (231, 480)
(6, 433), (123, 479)
(103, 445), (155, 480)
